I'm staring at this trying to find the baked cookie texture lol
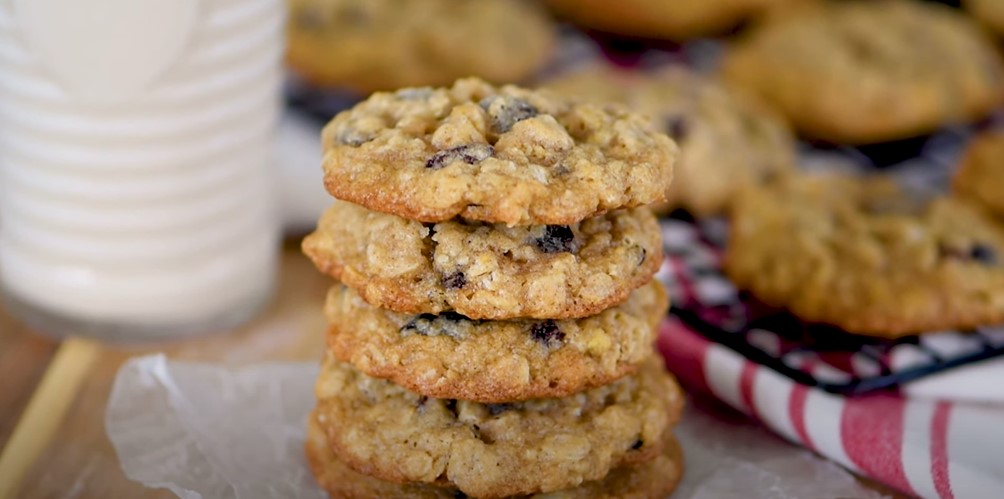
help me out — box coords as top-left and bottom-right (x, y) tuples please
(320, 77), (677, 226)
(954, 129), (1004, 219)
(965, 0), (1004, 37)
(306, 414), (684, 499)
(303, 200), (663, 320)
(286, 0), (555, 92)
(323, 281), (667, 403)
(545, 65), (795, 217)
(542, 0), (799, 40)
(303, 78), (681, 498)
(725, 173), (1004, 337)
(722, 0), (1004, 144)
(313, 355), (682, 498)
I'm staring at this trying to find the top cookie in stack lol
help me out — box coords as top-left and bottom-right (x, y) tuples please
(302, 78), (684, 498)
(318, 78), (674, 227)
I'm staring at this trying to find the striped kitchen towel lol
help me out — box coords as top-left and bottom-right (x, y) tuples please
(657, 318), (1004, 499)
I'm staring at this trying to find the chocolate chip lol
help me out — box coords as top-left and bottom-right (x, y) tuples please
(443, 271), (467, 289)
(453, 491), (469, 499)
(534, 225), (577, 253)
(971, 244), (998, 265)
(631, 439), (644, 450)
(486, 403), (513, 416)
(530, 321), (565, 348)
(665, 116), (689, 141)
(426, 144), (494, 170)
(479, 96), (538, 133)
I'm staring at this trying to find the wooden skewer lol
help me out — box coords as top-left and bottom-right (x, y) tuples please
(0, 337), (101, 499)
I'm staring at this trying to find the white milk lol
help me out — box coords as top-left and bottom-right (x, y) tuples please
(0, 0), (283, 339)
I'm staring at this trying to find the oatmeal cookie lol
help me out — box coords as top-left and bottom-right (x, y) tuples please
(320, 78), (677, 226)
(545, 65), (795, 217)
(725, 173), (1004, 337)
(313, 355), (683, 498)
(542, 0), (800, 40)
(303, 200), (663, 319)
(306, 413), (684, 499)
(722, 0), (1004, 144)
(286, 0), (554, 92)
(954, 129), (1004, 219)
(323, 280), (667, 403)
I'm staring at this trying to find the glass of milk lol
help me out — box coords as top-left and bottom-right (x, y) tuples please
(0, 0), (283, 340)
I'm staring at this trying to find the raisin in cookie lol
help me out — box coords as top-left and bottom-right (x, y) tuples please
(303, 200), (663, 320)
(954, 130), (1004, 219)
(320, 78), (677, 226)
(306, 414), (684, 499)
(542, 0), (799, 40)
(323, 280), (667, 403)
(545, 65), (795, 217)
(286, 0), (554, 93)
(725, 173), (1004, 337)
(722, 0), (1004, 144)
(313, 355), (682, 498)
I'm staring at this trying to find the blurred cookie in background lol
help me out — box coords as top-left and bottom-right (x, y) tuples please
(286, 0), (555, 93)
(954, 129), (1004, 219)
(965, 0), (1004, 36)
(541, 0), (802, 41)
(722, 0), (1004, 144)
(544, 65), (796, 217)
(725, 172), (1004, 338)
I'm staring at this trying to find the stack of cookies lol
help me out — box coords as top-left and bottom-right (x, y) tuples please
(302, 78), (685, 497)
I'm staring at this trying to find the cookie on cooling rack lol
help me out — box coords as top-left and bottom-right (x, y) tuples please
(722, 0), (1004, 144)
(725, 173), (1004, 337)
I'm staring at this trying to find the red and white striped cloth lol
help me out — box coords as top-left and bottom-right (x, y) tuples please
(658, 318), (1004, 499)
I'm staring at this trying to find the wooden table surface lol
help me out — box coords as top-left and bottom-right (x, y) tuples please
(0, 240), (906, 498)
(0, 241), (330, 498)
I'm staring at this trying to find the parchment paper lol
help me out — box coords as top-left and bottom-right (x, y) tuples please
(106, 355), (888, 499)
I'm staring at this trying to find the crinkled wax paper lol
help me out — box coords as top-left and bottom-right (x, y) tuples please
(106, 355), (887, 499)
